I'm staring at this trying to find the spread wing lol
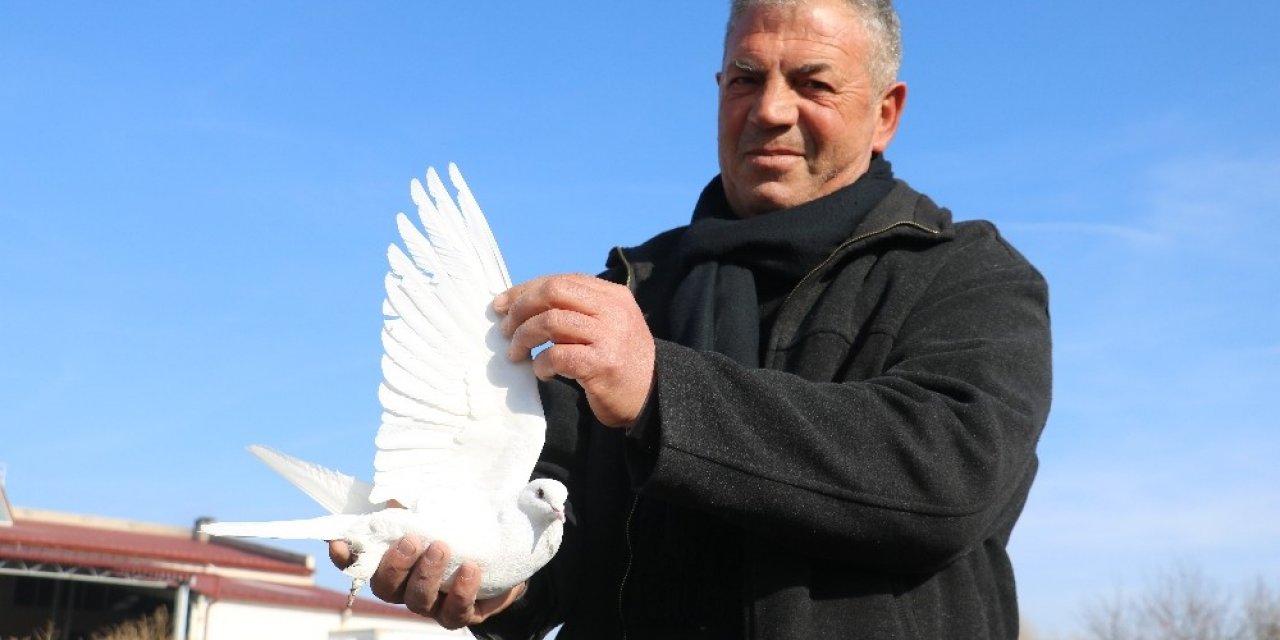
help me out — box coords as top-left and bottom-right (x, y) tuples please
(368, 164), (546, 514)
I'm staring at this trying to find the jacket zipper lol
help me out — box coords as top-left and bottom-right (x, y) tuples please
(617, 494), (641, 639)
(610, 246), (638, 292)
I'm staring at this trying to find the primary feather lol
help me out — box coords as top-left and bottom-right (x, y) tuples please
(201, 164), (567, 605)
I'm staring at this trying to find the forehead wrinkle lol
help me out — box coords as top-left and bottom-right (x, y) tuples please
(730, 32), (856, 69)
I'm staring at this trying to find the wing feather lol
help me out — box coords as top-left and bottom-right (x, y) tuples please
(380, 355), (467, 417)
(376, 382), (464, 425)
(394, 212), (445, 280)
(373, 422), (459, 450)
(449, 163), (511, 291)
(380, 328), (464, 400)
(411, 172), (482, 302)
(386, 246), (470, 336)
(382, 272), (460, 365)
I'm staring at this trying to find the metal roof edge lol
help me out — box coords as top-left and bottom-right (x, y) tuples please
(11, 506), (192, 537)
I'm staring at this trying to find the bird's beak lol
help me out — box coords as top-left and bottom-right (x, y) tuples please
(554, 508), (566, 522)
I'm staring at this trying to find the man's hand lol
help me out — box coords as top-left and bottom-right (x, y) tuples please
(494, 274), (655, 428)
(328, 538), (524, 629)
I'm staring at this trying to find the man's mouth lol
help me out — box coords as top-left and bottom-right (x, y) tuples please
(744, 148), (804, 170)
(746, 147), (803, 157)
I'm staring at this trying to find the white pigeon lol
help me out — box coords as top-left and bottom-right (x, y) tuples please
(202, 164), (568, 607)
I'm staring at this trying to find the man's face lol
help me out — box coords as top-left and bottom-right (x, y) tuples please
(717, 0), (904, 218)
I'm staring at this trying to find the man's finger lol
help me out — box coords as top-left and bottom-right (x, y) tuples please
(435, 562), (481, 630)
(530, 343), (598, 382)
(369, 536), (422, 604)
(507, 309), (594, 361)
(496, 274), (602, 313)
(474, 582), (527, 620)
(498, 274), (604, 336)
(493, 276), (558, 326)
(328, 540), (353, 570)
(404, 542), (450, 618)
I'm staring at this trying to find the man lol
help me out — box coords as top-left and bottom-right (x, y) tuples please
(335, 0), (1052, 637)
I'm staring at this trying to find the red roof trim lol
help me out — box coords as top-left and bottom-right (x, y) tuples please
(0, 519), (309, 576)
(0, 514), (422, 617)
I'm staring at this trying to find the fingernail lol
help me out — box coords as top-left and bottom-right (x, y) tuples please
(424, 543), (444, 564)
(493, 293), (508, 312)
(395, 538), (417, 558)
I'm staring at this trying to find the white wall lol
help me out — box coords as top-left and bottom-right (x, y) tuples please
(196, 600), (466, 640)
(329, 629), (471, 640)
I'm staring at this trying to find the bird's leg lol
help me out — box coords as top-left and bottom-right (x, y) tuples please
(345, 578), (363, 610)
(340, 540), (381, 610)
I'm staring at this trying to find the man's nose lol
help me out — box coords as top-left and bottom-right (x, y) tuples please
(750, 78), (799, 128)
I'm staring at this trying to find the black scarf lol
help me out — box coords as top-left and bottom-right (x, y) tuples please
(668, 155), (896, 366)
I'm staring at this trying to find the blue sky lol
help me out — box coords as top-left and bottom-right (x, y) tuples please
(2, 2), (1277, 636)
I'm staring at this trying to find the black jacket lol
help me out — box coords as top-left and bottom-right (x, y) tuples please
(475, 180), (1052, 639)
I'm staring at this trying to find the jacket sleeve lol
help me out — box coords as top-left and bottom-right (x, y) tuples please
(629, 231), (1052, 573)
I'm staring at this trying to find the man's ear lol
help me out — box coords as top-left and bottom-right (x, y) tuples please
(872, 81), (907, 153)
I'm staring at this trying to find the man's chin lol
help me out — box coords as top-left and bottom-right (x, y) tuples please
(732, 183), (805, 218)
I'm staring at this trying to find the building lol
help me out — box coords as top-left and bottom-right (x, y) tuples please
(0, 482), (464, 640)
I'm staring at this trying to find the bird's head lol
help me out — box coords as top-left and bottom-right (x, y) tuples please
(518, 478), (568, 524)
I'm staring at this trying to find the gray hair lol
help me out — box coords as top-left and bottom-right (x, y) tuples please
(726, 0), (902, 90)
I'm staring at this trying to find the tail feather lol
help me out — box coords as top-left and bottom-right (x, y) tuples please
(200, 514), (361, 541)
(248, 445), (377, 515)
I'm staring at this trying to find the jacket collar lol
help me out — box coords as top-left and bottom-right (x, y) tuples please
(608, 179), (952, 292)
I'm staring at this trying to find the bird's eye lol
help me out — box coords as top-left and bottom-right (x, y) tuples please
(536, 488), (545, 499)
